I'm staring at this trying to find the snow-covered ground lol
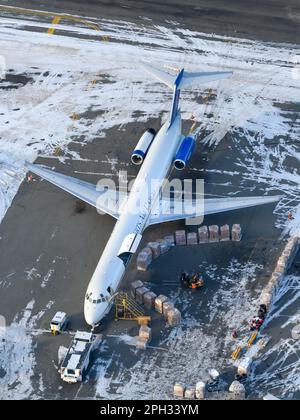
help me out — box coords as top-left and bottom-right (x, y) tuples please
(0, 299), (53, 399)
(0, 15), (299, 225)
(0, 13), (299, 400)
(249, 274), (300, 399)
(94, 260), (262, 399)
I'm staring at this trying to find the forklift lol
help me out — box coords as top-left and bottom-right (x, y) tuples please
(180, 272), (204, 289)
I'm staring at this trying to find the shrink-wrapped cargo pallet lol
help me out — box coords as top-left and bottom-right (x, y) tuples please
(162, 301), (174, 319)
(156, 238), (170, 254)
(154, 295), (169, 314)
(135, 287), (150, 305)
(198, 225), (208, 243)
(167, 308), (181, 326)
(136, 337), (148, 350)
(270, 272), (282, 286)
(184, 388), (195, 399)
(260, 285), (274, 308)
(131, 280), (144, 298)
(164, 234), (175, 247)
(232, 224), (242, 242)
(209, 225), (219, 243)
(195, 382), (206, 400)
(187, 232), (198, 245)
(173, 383), (185, 398)
(136, 247), (152, 271)
(147, 242), (161, 259)
(276, 255), (288, 273)
(175, 230), (187, 246)
(229, 381), (246, 400)
(143, 291), (157, 310)
(139, 325), (152, 342)
(220, 224), (230, 241)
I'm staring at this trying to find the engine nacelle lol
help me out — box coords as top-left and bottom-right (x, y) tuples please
(131, 128), (156, 165)
(174, 135), (196, 170)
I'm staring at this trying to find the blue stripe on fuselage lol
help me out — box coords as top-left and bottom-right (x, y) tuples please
(169, 69), (184, 128)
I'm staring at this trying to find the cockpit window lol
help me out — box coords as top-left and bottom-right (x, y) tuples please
(86, 292), (109, 304)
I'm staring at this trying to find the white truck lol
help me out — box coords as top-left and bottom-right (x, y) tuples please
(59, 331), (98, 383)
(50, 312), (68, 335)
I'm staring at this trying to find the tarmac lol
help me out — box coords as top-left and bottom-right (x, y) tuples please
(3, 0), (300, 43)
(0, 0), (299, 400)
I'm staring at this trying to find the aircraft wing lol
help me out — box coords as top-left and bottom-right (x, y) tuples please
(148, 195), (281, 225)
(26, 162), (127, 219)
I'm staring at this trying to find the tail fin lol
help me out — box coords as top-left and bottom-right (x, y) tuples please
(141, 62), (233, 127)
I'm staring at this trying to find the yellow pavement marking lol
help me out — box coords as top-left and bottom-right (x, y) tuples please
(0, 4), (108, 40)
(47, 16), (61, 35)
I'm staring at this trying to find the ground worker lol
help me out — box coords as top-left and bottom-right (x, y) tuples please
(232, 329), (238, 339)
(250, 316), (264, 331)
(258, 304), (267, 320)
(180, 272), (189, 287)
(288, 211), (294, 220)
(181, 272), (204, 289)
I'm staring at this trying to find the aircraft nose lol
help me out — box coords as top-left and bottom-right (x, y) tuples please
(84, 304), (98, 327)
(84, 302), (107, 327)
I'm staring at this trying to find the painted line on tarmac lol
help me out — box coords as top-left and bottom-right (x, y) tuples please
(47, 16), (61, 35)
(0, 4), (109, 41)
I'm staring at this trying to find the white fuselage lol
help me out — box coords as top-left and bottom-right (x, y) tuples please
(84, 114), (182, 326)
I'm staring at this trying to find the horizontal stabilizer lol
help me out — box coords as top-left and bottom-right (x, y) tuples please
(141, 62), (174, 88)
(181, 71), (233, 88)
(141, 62), (232, 90)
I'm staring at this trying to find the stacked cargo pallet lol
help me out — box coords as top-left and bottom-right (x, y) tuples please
(131, 281), (181, 327)
(228, 236), (300, 376)
(136, 225), (242, 272)
(175, 230), (187, 246)
(259, 236), (299, 309)
(136, 247), (153, 272)
(231, 224), (242, 242)
(220, 224), (230, 241)
(173, 378), (245, 400)
(209, 225), (219, 243)
(136, 325), (152, 350)
(198, 225), (208, 243)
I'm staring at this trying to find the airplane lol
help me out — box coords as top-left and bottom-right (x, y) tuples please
(25, 63), (281, 328)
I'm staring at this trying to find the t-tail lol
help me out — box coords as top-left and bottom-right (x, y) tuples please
(141, 62), (233, 128)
